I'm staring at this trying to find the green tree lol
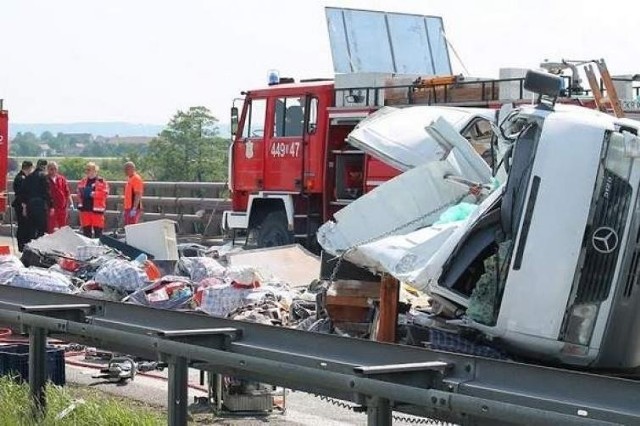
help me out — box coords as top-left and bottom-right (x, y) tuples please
(10, 132), (42, 156)
(146, 106), (229, 182)
(58, 157), (88, 180)
(40, 131), (54, 142)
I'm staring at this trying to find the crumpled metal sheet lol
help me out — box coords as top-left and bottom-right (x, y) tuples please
(317, 105), (505, 295)
(227, 244), (319, 289)
(318, 161), (473, 256)
(327, 186), (503, 297)
(317, 115), (493, 257)
(348, 106), (495, 172)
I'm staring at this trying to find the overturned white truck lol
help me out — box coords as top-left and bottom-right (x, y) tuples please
(318, 70), (640, 371)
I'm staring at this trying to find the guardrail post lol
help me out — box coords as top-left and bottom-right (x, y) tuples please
(367, 397), (392, 426)
(29, 327), (47, 416)
(168, 356), (189, 426)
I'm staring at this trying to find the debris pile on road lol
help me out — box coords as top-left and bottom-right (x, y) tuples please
(0, 226), (317, 330)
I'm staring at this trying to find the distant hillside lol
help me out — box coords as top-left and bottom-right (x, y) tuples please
(9, 122), (164, 138)
(10, 121), (231, 138)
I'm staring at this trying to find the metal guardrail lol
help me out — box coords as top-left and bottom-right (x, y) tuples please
(0, 285), (638, 426)
(65, 180), (228, 198)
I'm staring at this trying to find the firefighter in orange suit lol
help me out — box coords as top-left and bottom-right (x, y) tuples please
(77, 162), (109, 238)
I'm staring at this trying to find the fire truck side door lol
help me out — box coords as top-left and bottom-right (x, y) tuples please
(232, 98), (267, 192)
(264, 96), (306, 192)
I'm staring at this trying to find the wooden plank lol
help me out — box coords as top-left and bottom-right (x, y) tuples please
(325, 280), (380, 323)
(376, 274), (399, 343)
(597, 60), (625, 118)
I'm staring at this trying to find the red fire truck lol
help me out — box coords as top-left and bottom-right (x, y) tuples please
(0, 101), (8, 214)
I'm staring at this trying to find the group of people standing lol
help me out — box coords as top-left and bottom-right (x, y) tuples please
(12, 160), (144, 251)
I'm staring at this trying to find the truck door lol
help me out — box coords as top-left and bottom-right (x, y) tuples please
(232, 98), (267, 192)
(264, 96), (307, 192)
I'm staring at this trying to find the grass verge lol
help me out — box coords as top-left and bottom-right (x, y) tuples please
(0, 376), (165, 425)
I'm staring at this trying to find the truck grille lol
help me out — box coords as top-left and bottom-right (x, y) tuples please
(622, 213), (640, 298)
(624, 250), (640, 298)
(575, 171), (632, 304)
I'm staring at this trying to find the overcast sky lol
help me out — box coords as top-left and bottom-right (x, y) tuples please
(2, 0), (638, 124)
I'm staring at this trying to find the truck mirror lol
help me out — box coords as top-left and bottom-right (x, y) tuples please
(230, 106), (239, 136)
(524, 70), (562, 108)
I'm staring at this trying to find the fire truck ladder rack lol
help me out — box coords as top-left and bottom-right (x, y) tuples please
(0, 285), (639, 426)
(333, 77), (556, 108)
(333, 74), (640, 110)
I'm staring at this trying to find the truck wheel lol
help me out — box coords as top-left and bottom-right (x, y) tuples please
(256, 211), (293, 248)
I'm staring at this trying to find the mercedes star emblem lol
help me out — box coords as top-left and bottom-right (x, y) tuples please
(592, 226), (619, 254)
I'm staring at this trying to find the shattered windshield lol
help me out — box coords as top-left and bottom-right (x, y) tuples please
(439, 116), (542, 324)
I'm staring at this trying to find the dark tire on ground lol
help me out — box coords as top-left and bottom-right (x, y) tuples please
(255, 211), (293, 248)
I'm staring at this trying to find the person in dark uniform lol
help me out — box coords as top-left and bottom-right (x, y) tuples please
(21, 159), (51, 242)
(12, 160), (34, 251)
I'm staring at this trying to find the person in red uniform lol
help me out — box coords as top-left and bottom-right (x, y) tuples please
(46, 161), (73, 233)
(77, 162), (109, 238)
(123, 161), (144, 225)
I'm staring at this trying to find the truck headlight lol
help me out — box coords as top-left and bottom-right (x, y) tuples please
(623, 131), (640, 158)
(564, 304), (598, 346)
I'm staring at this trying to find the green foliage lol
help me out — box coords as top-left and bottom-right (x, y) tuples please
(0, 377), (164, 425)
(57, 157), (134, 181)
(57, 158), (87, 180)
(146, 106), (229, 182)
(10, 132), (41, 156)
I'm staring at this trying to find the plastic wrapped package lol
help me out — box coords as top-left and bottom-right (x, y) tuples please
(10, 268), (76, 294)
(196, 283), (277, 318)
(196, 277), (295, 319)
(226, 265), (263, 287)
(177, 257), (226, 283)
(0, 255), (25, 285)
(76, 245), (111, 261)
(126, 276), (194, 310)
(93, 259), (149, 292)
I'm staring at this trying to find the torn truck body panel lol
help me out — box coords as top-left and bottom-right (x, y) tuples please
(429, 104), (640, 369)
(318, 109), (496, 256)
(317, 161), (477, 255)
(326, 187), (503, 300)
(347, 106), (496, 172)
(335, 222), (461, 280)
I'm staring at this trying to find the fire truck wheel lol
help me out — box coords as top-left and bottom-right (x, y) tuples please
(256, 211), (293, 248)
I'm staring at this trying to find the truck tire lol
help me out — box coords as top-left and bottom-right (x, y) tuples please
(256, 211), (293, 248)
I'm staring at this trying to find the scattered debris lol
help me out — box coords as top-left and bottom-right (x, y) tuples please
(92, 357), (137, 383)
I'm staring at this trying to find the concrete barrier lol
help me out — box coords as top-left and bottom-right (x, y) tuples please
(3, 180), (231, 236)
